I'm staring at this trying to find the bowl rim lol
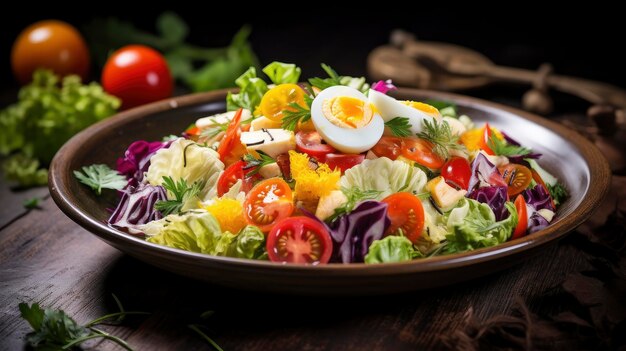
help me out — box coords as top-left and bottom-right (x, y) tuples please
(49, 87), (611, 275)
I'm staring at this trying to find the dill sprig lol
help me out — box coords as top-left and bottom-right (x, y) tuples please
(416, 119), (461, 159)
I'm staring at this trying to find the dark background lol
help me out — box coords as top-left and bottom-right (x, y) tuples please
(1, 6), (624, 90)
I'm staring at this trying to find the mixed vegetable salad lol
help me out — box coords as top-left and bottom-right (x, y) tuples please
(75, 62), (568, 265)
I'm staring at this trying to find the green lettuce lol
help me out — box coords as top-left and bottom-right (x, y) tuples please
(339, 158), (427, 200)
(226, 67), (268, 112)
(143, 210), (266, 259)
(365, 235), (422, 264)
(262, 62), (301, 84)
(444, 198), (518, 253)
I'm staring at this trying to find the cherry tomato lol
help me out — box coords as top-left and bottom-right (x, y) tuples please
(381, 192), (425, 244)
(401, 138), (445, 169)
(479, 123), (495, 155)
(371, 136), (403, 160)
(217, 108), (247, 167)
(102, 45), (173, 109)
(512, 195), (528, 240)
(243, 178), (294, 232)
(295, 131), (336, 162)
(325, 153), (365, 173)
(499, 164), (532, 197)
(216, 160), (260, 197)
(11, 20), (90, 84)
(266, 217), (333, 264)
(259, 84), (307, 121)
(441, 157), (472, 190)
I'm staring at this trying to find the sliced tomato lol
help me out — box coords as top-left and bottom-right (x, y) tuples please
(266, 216), (333, 264)
(243, 178), (294, 232)
(216, 160), (260, 197)
(371, 136), (403, 160)
(295, 131), (336, 162)
(441, 156), (471, 190)
(479, 123), (495, 155)
(325, 153), (364, 173)
(382, 192), (425, 244)
(217, 108), (247, 167)
(401, 138), (445, 169)
(512, 195), (528, 239)
(499, 164), (532, 197)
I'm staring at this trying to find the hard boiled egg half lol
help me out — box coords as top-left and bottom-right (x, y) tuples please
(369, 89), (442, 134)
(311, 86), (384, 154)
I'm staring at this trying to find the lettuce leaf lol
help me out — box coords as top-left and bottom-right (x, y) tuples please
(339, 157), (427, 200)
(365, 235), (422, 264)
(444, 198), (518, 253)
(226, 67), (268, 112)
(262, 62), (301, 84)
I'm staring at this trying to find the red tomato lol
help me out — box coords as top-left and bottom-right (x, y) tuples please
(498, 164), (532, 197)
(102, 45), (173, 109)
(266, 217), (333, 264)
(479, 123), (495, 155)
(11, 20), (90, 84)
(441, 157), (472, 190)
(295, 131), (336, 162)
(217, 109), (247, 167)
(381, 192), (425, 244)
(512, 195), (528, 239)
(243, 178), (294, 232)
(216, 161), (260, 197)
(325, 153), (365, 173)
(401, 138), (445, 169)
(371, 136), (403, 160)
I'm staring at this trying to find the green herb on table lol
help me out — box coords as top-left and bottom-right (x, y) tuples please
(384, 117), (413, 137)
(189, 310), (223, 351)
(416, 119), (461, 159)
(281, 95), (313, 131)
(23, 197), (41, 210)
(0, 70), (120, 187)
(487, 134), (532, 157)
(243, 151), (276, 176)
(154, 176), (203, 216)
(19, 294), (148, 351)
(73, 164), (127, 196)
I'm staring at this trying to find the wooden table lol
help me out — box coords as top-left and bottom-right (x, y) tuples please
(0, 101), (617, 351)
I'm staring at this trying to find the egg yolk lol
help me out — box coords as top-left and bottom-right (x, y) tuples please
(402, 101), (440, 117)
(322, 96), (373, 128)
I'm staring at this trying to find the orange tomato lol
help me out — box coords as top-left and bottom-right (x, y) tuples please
(259, 84), (306, 121)
(11, 20), (90, 84)
(499, 164), (532, 197)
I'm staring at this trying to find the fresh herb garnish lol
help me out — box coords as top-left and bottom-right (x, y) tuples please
(73, 164), (127, 195)
(200, 118), (229, 139)
(384, 117), (413, 137)
(547, 182), (568, 206)
(243, 151), (276, 176)
(487, 134), (532, 157)
(23, 197), (41, 210)
(416, 119), (461, 159)
(308, 63), (342, 90)
(19, 294), (148, 351)
(326, 187), (383, 223)
(281, 95), (313, 131)
(154, 176), (203, 215)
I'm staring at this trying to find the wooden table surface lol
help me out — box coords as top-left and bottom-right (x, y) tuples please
(0, 99), (621, 351)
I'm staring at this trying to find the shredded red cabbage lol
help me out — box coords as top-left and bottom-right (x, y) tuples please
(522, 184), (555, 211)
(467, 153), (506, 193)
(108, 183), (167, 234)
(117, 140), (170, 187)
(305, 201), (390, 263)
(468, 186), (510, 221)
(528, 212), (550, 233)
(371, 79), (397, 94)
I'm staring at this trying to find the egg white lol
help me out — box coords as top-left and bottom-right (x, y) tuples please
(369, 89), (441, 135)
(311, 86), (384, 154)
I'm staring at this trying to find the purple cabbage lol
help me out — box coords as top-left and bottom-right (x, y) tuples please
(500, 132), (542, 163)
(307, 201), (390, 263)
(108, 183), (167, 234)
(467, 153), (506, 193)
(522, 184), (555, 211)
(371, 79), (397, 94)
(528, 212), (550, 233)
(117, 140), (170, 187)
(468, 186), (510, 221)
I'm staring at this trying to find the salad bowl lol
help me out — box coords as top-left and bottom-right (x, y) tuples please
(49, 88), (610, 295)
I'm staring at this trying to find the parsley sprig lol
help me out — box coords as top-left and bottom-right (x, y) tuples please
(308, 63), (342, 90)
(416, 119), (461, 159)
(154, 176), (203, 216)
(326, 187), (383, 223)
(487, 134), (532, 157)
(384, 117), (413, 137)
(243, 151), (276, 176)
(73, 164), (127, 195)
(281, 95), (313, 131)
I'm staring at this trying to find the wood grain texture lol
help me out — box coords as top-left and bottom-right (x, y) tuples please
(0, 185), (592, 350)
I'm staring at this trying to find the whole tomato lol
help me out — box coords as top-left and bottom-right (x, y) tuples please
(101, 45), (173, 109)
(11, 20), (90, 84)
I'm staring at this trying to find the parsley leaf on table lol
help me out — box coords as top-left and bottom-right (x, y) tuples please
(73, 164), (127, 195)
